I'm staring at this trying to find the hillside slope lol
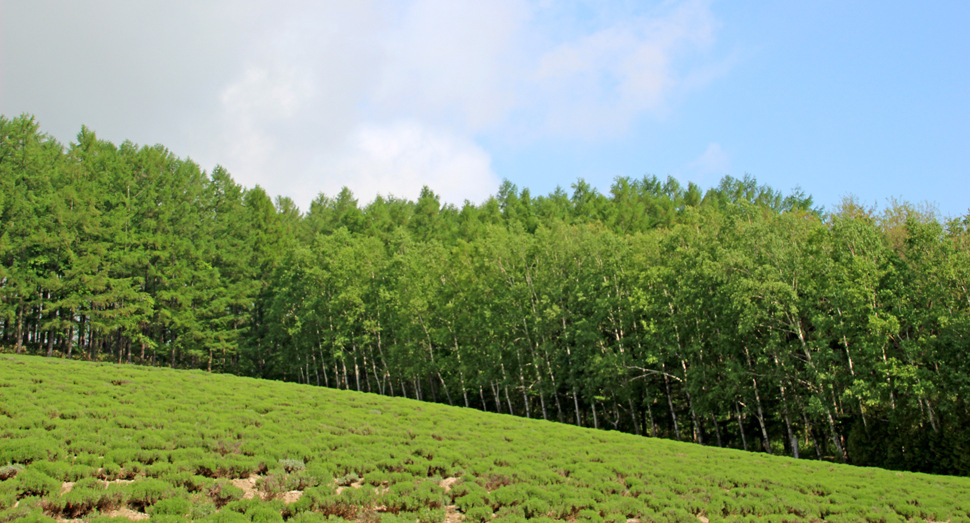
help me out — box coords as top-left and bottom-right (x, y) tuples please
(1, 355), (968, 523)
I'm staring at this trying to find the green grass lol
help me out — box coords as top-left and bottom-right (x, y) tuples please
(1, 355), (969, 523)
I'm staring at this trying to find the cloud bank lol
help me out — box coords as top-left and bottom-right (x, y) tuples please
(0, 0), (726, 210)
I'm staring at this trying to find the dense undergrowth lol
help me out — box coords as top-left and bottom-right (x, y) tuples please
(2, 356), (970, 523)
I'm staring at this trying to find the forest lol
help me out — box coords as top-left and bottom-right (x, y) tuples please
(3, 113), (970, 475)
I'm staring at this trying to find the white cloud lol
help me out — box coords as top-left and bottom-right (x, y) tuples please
(324, 122), (500, 206)
(1, 0), (729, 211)
(689, 142), (730, 176)
(372, 0), (528, 131)
(524, 0), (721, 138)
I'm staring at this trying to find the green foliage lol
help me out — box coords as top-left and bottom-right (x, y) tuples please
(149, 495), (192, 516)
(15, 469), (59, 498)
(0, 438), (59, 465)
(126, 478), (176, 509)
(0, 465), (23, 481)
(209, 479), (244, 508)
(7, 355), (970, 521)
(279, 459), (306, 473)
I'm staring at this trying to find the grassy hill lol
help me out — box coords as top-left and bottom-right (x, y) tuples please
(1, 356), (969, 523)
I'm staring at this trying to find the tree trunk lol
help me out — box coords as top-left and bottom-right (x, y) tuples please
(479, 385), (487, 412)
(629, 397), (641, 436)
(438, 373), (454, 406)
(780, 392), (798, 459)
(371, 357), (383, 394)
(15, 304), (24, 355)
(686, 391), (703, 445)
(504, 385), (514, 416)
(710, 411), (722, 447)
(65, 324), (74, 359)
(736, 402), (749, 451)
(521, 387), (530, 418)
(353, 346), (361, 392)
(752, 381), (771, 454)
(491, 381), (502, 413)
(572, 387), (582, 427)
(803, 412), (822, 460)
(647, 401), (658, 437)
(825, 408), (846, 463)
(663, 370), (681, 442)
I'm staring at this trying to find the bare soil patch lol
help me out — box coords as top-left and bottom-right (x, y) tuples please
(105, 507), (149, 521)
(439, 477), (460, 492)
(282, 490), (303, 504)
(231, 476), (259, 500)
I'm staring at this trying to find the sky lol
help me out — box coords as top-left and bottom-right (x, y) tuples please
(1, 1), (967, 216)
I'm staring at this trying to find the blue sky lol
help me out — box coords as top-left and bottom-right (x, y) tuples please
(1, 1), (967, 216)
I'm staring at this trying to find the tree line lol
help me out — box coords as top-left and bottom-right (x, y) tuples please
(3, 114), (970, 475)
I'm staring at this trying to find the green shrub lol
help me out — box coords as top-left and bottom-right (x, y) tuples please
(126, 478), (175, 509)
(256, 473), (287, 499)
(491, 511), (526, 523)
(381, 513), (418, 523)
(149, 495), (193, 516)
(415, 506), (444, 523)
(147, 515), (187, 523)
(464, 506), (494, 523)
(455, 490), (488, 511)
(336, 472), (360, 487)
(164, 472), (211, 493)
(0, 465), (23, 481)
(15, 469), (59, 498)
(522, 497), (550, 518)
(88, 516), (142, 523)
(98, 461), (122, 480)
(145, 461), (175, 478)
(489, 484), (526, 509)
(0, 438), (58, 465)
(0, 496), (40, 523)
(287, 512), (331, 523)
(279, 459), (306, 473)
(198, 510), (250, 523)
(209, 479), (244, 507)
(192, 501), (218, 520)
(247, 500), (286, 523)
(51, 479), (116, 519)
(22, 461), (70, 482)
(575, 508), (604, 523)
(285, 471), (314, 491)
(5, 507), (55, 523)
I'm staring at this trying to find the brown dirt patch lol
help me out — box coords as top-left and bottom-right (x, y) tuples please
(61, 482), (74, 494)
(282, 490), (303, 504)
(335, 478), (365, 495)
(444, 505), (464, 523)
(105, 507), (149, 521)
(697, 517), (710, 523)
(232, 476), (259, 500)
(439, 477), (461, 492)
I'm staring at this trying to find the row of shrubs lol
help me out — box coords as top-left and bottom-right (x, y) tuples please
(2, 356), (970, 522)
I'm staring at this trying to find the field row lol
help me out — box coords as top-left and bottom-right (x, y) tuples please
(2, 356), (970, 522)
